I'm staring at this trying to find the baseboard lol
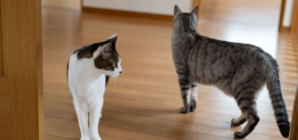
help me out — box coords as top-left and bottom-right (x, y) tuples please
(82, 7), (173, 21)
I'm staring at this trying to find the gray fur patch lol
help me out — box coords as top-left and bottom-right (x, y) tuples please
(172, 6), (290, 138)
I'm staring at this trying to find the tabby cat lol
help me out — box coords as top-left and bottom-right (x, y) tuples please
(171, 5), (290, 139)
(67, 34), (122, 140)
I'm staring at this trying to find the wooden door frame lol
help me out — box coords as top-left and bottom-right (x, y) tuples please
(290, 0), (298, 138)
(290, 80), (298, 140)
(291, 0), (298, 34)
(0, 0), (43, 139)
(280, 0), (298, 34)
(279, 0), (287, 32)
(0, 5), (3, 78)
(278, 0), (298, 33)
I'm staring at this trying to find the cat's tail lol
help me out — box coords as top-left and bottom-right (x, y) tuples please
(265, 59), (290, 138)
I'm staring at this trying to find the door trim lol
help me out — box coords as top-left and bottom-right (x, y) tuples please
(290, 80), (298, 140)
(0, 0), (7, 83)
(291, 0), (298, 34)
(279, 0), (287, 32)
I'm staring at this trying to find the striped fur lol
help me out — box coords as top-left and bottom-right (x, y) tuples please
(171, 5), (290, 138)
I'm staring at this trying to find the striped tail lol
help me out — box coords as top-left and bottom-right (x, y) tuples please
(266, 64), (290, 138)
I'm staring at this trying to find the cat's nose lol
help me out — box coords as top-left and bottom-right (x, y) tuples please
(119, 71), (122, 74)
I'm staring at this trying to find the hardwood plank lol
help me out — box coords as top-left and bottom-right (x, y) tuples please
(45, 124), (178, 140)
(45, 135), (76, 140)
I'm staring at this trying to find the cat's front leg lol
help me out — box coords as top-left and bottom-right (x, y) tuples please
(89, 97), (104, 140)
(73, 99), (90, 140)
(178, 75), (191, 113)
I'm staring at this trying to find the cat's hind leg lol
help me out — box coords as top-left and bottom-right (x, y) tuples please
(233, 94), (259, 139)
(73, 98), (90, 140)
(190, 83), (198, 112)
(89, 97), (104, 140)
(178, 75), (191, 113)
(231, 73), (265, 138)
(231, 113), (247, 126)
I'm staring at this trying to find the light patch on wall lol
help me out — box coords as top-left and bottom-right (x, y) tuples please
(42, 0), (81, 10)
(283, 0), (294, 27)
(83, 0), (193, 16)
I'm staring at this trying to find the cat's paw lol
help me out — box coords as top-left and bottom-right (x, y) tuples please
(180, 104), (190, 113)
(80, 136), (91, 140)
(231, 118), (246, 127)
(90, 136), (101, 140)
(190, 101), (196, 112)
(231, 118), (240, 126)
(234, 130), (245, 139)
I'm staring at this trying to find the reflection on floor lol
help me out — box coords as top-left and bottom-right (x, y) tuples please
(42, 0), (297, 139)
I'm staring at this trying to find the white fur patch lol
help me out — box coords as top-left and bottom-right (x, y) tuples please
(109, 34), (118, 39)
(68, 50), (122, 140)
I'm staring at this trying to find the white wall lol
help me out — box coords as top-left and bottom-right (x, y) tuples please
(283, 0), (294, 27)
(42, 0), (81, 10)
(83, 0), (193, 16)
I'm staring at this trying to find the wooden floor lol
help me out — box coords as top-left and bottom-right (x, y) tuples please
(42, 0), (298, 140)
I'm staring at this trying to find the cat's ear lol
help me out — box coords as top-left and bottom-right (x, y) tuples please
(102, 42), (112, 55)
(191, 6), (199, 17)
(174, 5), (182, 16)
(109, 34), (118, 43)
(93, 42), (112, 58)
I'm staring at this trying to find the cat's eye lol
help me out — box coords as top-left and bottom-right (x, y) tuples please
(113, 63), (117, 67)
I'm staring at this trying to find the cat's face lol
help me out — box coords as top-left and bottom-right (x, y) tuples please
(172, 5), (199, 32)
(76, 34), (122, 77)
(92, 34), (122, 77)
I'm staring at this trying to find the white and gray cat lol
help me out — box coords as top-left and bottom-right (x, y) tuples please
(67, 34), (122, 140)
(172, 5), (290, 139)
